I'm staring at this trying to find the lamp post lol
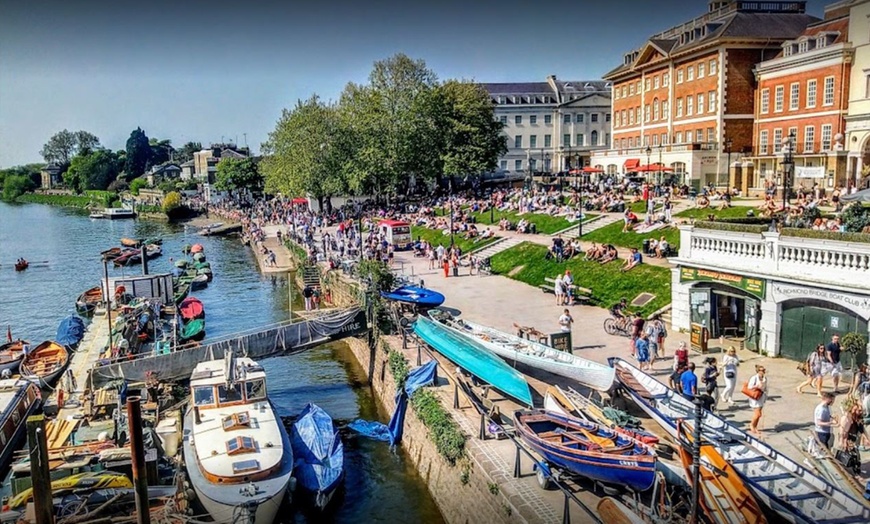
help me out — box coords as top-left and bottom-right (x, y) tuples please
(725, 138), (733, 189)
(645, 145), (652, 183)
(781, 131), (796, 212)
(657, 143), (664, 187)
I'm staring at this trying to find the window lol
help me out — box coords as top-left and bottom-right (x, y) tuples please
(760, 89), (770, 114)
(636, 107), (641, 123)
(514, 135), (522, 148)
(799, 40), (808, 53)
(544, 114), (552, 124)
(663, 73), (669, 87)
(591, 131), (599, 146)
(707, 127), (715, 143)
(529, 135), (537, 148)
(530, 115), (537, 125)
(226, 436), (256, 456)
(645, 105), (650, 122)
(645, 78), (651, 91)
(774, 86), (784, 112)
(687, 66), (694, 81)
(499, 116), (507, 125)
(790, 83), (799, 110)
(803, 79), (816, 108)
(563, 134), (570, 146)
(687, 95), (694, 116)
(661, 133), (668, 145)
(621, 86), (626, 97)
(774, 128), (783, 153)
(652, 134), (659, 146)
(591, 113), (598, 123)
(697, 93), (705, 114)
(677, 69), (684, 83)
(544, 134), (551, 147)
(653, 99), (660, 120)
(218, 384), (243, 404)
(866, 75), (870, 98)
(622, 138), (627, 148)
(821, 124), (832, 150)
(514, 159), (522, 171)
(643, 135), (649, 146)
(709, 59), (717, 75)
(662, 100), (669, 117)
(630, 83), (635, 95)
(695, 129), (703, 142)
(698, 62), (705, 78)
(817, 36), (827, 49)
(783, 45), (793, 57)
(788, 127), (797, 150)
(628, 109), (634, 125)
(222, 411), (252, 431)
(759, 130), (769, 154)
(500, 160), (507, 170)
(563, 114), (571, 124)
(577, 113), (585, 123)
(824, 76), (835, 105)
(804, 126), (815, 153)
(515, 115), (522, 124)
(676, 131), (683, 143)
(529, 158), (537, 170)
(194, 386), (215, 406)
(621, 110), (626, 126)
(708, 91), (716, 112)
(606, 132), (611, 145)
(654, 76), (660, 89)
(231, 459), (260, 474)
(605, 113), (611, 122)
(575, 134), (582, 146)
(676, 98), (683, 117)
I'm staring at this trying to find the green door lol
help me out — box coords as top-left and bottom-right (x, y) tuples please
(744, 298), (759, 351)
(779, 304), (867, 366)
(780, 306), (806, 361)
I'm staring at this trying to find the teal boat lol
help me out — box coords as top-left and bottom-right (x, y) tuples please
(413, 316), (532, 406)
(180, 319), (205, 342)
(174, 283), (190, 304)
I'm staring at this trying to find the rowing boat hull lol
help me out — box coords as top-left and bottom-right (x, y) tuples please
(413, 316), (532, 406)
(609, 357), (870, 524)
(381, 286), (445, 308)
(20, 341), (69, 388)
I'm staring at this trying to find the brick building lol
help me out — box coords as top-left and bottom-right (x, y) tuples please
(592, 1), (817, 189)
(845, 0), (870, 188)
(747, 1), (853, 196)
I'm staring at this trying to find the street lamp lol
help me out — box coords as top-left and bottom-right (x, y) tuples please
(781, 131), (796, 211)
(645, 145), (652, 183)
(725, 138), (733, 189)
(657, 143), (664, 187)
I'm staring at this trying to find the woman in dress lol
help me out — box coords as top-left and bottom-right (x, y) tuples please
(720, 347), (740, 405)
(747, 365), (768, 437)
(796, 344), (826, 397)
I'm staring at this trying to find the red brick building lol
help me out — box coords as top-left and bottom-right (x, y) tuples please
(593, 1), (817, 189)
(748, 2), (853, 195)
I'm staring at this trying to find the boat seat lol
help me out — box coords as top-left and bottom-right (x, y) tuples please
(729, 457), (765, 465)
(784, 492), (824, 501)
(752, 473), (793, 482)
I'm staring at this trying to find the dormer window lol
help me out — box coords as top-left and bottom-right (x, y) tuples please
(222, 411), (251, 431)
(226, 436), (256, 456)
(783, 44), (793, 57)
(817, 35), (828, 48)
(798, 40), (809, 53)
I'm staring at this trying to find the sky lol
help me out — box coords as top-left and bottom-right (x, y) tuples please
(0, 0), (828, 168)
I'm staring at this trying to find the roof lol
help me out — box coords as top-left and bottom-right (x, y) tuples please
(379, 219), (410, 227)
(483, 83), (554, 95)
(191, 357), (266, 387)
(180, 160), (195, 167)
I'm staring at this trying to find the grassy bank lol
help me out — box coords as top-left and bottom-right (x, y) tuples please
(490, 242), (671, 317)
(582, 221), (681, 251)
(674, 204), (756, 220)
(469, 209), (591, 235)
(411, 226), (499, 254)
(15, 190), (119, 209)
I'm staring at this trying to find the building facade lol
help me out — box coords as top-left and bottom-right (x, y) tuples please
(747, 2), (853, 195)
(192, 144), (250, 183)
(845, 0), (870, 187)
(483, 77), (611, 178)
(592, 1), (818, 189)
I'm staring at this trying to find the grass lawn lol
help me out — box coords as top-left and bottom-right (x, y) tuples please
(490, 242), (671, 317)
(582, 221), (682, 251)
(469, 209), (589, 235)
(674, 204), (756, 220)
(410, 226), (499, 254)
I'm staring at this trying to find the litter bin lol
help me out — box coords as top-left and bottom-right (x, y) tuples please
(642, 239), (651, 254)
(529, 223), (537, 234)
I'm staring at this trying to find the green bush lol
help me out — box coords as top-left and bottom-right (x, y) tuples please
(15, 193), (92, 208)
(694, 220), (768, 234)
(410, 389), (466, 465)
(130, 178), (148, 195)
(781, 228), (870, 244)
(388, 349), (409, 385)
(842, 332), (868, 358)
(841, 203), (870, 233)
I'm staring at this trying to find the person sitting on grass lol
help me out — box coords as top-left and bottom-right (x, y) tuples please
(622, 210), (639, 232)
(621, 247), (643, 272)
(599, 244), (618, 264)
(655, 236), (670, 258)
(585, 242), (603, 261)
(696, 195), (710, 209)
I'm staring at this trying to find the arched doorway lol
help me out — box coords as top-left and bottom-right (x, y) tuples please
(861, 136), (870, 188)
(780, 298), (868, 366)
(689, 282), (761, 350)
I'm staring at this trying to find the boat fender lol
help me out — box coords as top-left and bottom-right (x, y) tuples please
(185, 489), (195, 501)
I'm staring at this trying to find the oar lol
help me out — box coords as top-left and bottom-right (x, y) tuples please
(0, 260), (49, 267)
(569, 425), (616, 449)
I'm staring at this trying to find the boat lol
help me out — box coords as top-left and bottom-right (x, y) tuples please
(0, 340), (26, 375)
(381, 285), (445, 309)
(175, 259), (189, 269)
(179, 319), (205, 342)
(182, 354), (294, 524)
(190, 243), (204, 254)
(89, 211), (105, 219)
(113, 245), (162, 267)
(413, 315), (532, 406)
(597, 498), (646, 524)
(290, 403), (344, 509)
(174, 283), (191, 305)
(14, 261), (28, 271)
(120, 237), (139, 247)
(75, 286), (103, 316)
(675, 419), (767, 524)
(513, 409), (657, 492)
(609, 357), (870, 523)
(197, 267), (213, 282)
(543, 385), (659, 445)
(192, 252), (206, 262)
(191, 274), (209, 290)
(100, 247), (124, 260)
(20, 341), (70, 388)
(8, 471), (132, 509)
(435, 312), (614, 391)
(0, 379), (40, 472)
(102, 208), (135, 220)
(179, 297), (205, 321)
(55, 315), (86, 349)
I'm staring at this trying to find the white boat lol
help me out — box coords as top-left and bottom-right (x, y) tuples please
(102, 208), (136, 220)
(183, 352), (293, 523)
(610, 357), (870, 524)
(0, 379), (41, 471)
(89, 211), (105, 219)
(435, 313), (615, 392)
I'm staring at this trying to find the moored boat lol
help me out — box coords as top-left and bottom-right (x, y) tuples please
(180, 319), (205, 342)
(0, 379), (42, 472)
(435, 312), (614, 391)
(100, 247), (124, 260)
(381, 285), (445, 309)
(609, 357), (870, 523)
(120, 237), (139, 247)
(20, 341), (69, 388)
(75, 286), (103, 316)
(413, 315), (532, 406)
(543, 385), (659, 445)
(291, 403), (344, 509)
(182, 354), (294, 524)
(191, 274), (209, 290)
(0, 340), (27, 375)
(89, 211), (105, 219)
(174, 283), (191, 305)
(514, 409), (657, 492)
(179, 296), (205, 321)
(103, 208), (135, 220)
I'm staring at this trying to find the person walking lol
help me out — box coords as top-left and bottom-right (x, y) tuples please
(814, 392), (838, 449)
(646, 316), (664, 368)
(702, 357), (720, 412)
(680, 362), (698, 399)
(797, 345), (826, 397)
(826, 334), (843, 393)
(720, 347), (739, 405)
(635, 333), (651, 371)
(559, 309), (574, 334)
(554, 274), (564, 306)
(747, 365), (768, 437)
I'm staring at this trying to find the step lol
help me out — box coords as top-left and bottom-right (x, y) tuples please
(471, 237), (524, 259)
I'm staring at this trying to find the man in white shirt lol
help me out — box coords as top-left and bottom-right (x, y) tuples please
(559, 309), (573, 333)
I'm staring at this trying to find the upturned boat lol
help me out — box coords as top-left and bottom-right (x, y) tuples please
(180, 319), (205, 342)
(543, 385), (659, 445)
(675, 419), (767, 524)
(120, 237), (138, 247)
(291, 403), (344, 509)
(609, 357), (870, 524)
(434, 312), (614, 391)
(413, 316), (532, 406)
(179, 297), (205, 321)
(514, 409), (657, 492)
(20, 341), (69, 388)
(75, 286), (102, 316)
(183, 353), (294, 523)
(381, 285), (445, 309)
(0, 340), (27, 375)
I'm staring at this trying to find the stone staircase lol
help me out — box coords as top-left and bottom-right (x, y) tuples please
(469, 237), (524, 260)
(301, 265), (321, 288)
(577, 213), (623, 236)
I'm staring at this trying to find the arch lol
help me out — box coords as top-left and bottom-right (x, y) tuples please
(607, 164), (618, 175)
(591, 130), (599, 146)
(861, 135), (870, 170)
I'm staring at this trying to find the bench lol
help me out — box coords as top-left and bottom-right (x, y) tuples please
(541, 277), (593, 304)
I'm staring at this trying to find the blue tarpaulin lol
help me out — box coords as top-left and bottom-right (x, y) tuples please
(55, 316), (85, 347)
(290, 403), (344, 506)
(349, 359), (438, 446)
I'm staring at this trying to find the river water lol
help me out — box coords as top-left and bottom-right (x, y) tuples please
(0, 202), (443, 523)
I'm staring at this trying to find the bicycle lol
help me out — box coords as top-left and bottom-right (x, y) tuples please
(603, 314), (635, 337)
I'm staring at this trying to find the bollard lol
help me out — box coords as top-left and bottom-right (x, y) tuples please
(27, 415), (53, 524)
(127, 397), (151, 524)
(194, 405), (201, 424)
(402, 329), (408, 350)
(416, 344), (421, 366)
(562, 492), (571, 524)
(453, 383), (459, 409)
(513, 445), (521, 478)
(479, 412), (486, 440)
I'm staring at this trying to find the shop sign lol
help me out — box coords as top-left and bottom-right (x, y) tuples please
(795, 166), (825, 178)
(680, 267), (765, 299)
(769, 282), (870, 320)
(549, 332), (573, 354)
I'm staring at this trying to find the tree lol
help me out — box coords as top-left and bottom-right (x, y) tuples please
(63, 149), (121, 192)
(2, 174), (36, 202)
(125, 128), (151, 177)
(175, 142), (203, 163)
(215, 157), (263, 193)
(1, 164), (43, 189)
(40, 129), (101, 167)
(130, 178), (148, 195)
(438, 80), (507, 180)
(162, 191), (181, 216)
(149, 138), (175, 166)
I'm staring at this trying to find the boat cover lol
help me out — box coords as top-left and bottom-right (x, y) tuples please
(349, 360), (438, 445)
(291, 403), (344, 496)
(55, 316), (85, 347)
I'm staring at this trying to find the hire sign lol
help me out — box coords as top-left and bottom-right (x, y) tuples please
(680, 267), (765, 299)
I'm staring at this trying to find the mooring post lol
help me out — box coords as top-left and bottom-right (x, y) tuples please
(127, 397), (151, 524)
(453, 382), (459, 409)
(513, 445), (521, 478)
(140, 240), (148, 276)
(479, 412), (486, 440)
(27, 415), (53, 524)
(691, 397), (703, 524)
(562, 492), (571, 524)
(416, 343), (421, 366)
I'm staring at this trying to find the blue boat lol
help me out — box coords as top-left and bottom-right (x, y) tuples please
(381, 285), (445, 308)
(290, 403), (344, 509)
(413, 316), (532, 406)
(514, 409), (657, 492)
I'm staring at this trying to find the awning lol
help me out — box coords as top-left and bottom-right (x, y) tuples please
(582, 166), (605, 173)
(291, 197), (308, 205)
(624, 159), (640, 170)
(635, 163), (673, 173)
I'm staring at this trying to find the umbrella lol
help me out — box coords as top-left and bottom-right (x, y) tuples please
(841, 188), (870, 203)
(582, 166), (605, 173)
(291, 197), (308, 205)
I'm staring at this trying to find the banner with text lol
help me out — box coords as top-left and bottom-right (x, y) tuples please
(680, 267), (766, 299)
(795, 166), (826, 178)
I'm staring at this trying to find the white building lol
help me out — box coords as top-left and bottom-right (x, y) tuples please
(670, 223), (870, 364)
(482, 76), (612, 178)
(844, 0), (870, 187)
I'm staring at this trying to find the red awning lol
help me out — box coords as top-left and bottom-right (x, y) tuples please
(582, 166), (605, 173)
(624, 159), (640, 170)
(291, 197), (308, 205)
(568, 169), (582, 175)
(635, 163), (673, 173)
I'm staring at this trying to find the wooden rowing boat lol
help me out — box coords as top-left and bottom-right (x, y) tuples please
(14, 261), (28, 271)
(543, 385), (659, 445)
(75, 286), (102, 317)
(0, 341), (27, 374)
(597, 497), (645, 524)
(20, 341), (69, 388)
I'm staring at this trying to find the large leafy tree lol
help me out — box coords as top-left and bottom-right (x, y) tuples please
(438, 80), (507, 179)
(149, 138), (175, 166)
(63, 149), (121, 192)
(125, 128), (151, 177)
(261, 95), (348, 210)
(215, 157), (263, 193)
(40, 129), (101, 167)
(175, 141), (203, 163)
